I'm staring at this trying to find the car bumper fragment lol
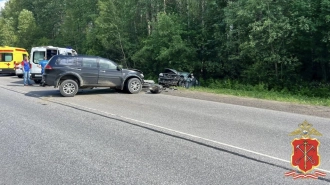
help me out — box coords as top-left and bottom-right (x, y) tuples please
(142, 80), (163, 94)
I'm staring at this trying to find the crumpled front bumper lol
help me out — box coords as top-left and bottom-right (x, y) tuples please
(142, 80), (155, 89)
(142, 80), (163, 93)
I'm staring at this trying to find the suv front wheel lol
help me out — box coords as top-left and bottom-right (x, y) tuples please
(59, 79), (79, 97)
(126, 78), (142, 94)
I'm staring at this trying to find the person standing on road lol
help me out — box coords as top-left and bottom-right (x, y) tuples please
(22, 56), (32, 86)
(38, 56), (48, 86)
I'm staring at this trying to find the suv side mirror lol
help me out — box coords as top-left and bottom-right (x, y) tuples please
(117, 65), (123, 70)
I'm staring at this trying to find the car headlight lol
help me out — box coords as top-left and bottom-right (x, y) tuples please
(140, 73), (144, 78)
(159, 73), (163, 77)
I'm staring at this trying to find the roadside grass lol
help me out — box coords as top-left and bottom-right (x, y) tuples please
(179, 86), (330, 107)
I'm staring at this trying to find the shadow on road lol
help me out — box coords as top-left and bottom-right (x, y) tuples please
(0, 74), (15, 77)
(23, 88), (125, 98)
(0, 74), (37, 85)
(143, 91), (162, 95)
(0, 74), (21, 80)
(8, 80), (27, 85)
(7, 84), (24, 87)
(77, 88), (121, 96)
(24, 89), (62, 97)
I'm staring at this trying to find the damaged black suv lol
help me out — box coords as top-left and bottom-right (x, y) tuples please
(43, 55), (145, 97)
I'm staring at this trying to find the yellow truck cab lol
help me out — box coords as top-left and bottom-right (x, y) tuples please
(0, 46), (29, 75)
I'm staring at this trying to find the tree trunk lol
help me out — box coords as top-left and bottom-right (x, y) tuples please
(146, 12), (151, 36)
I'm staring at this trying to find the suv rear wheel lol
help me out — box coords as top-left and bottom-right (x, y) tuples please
(126, 78), (142, 94)
(60, 79), (79, 97)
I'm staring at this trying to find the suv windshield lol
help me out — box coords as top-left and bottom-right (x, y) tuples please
(178, 72), (189, 77)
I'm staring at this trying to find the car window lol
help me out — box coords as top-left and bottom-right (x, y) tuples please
(82, 58), (98, 68)
(22, 54), (27, 61)
(56, 57), (76, 66)
(76, 57), (82, 67)
(47, 49), (58, 60)
(179, 72), (189, 77)
(99, 59), (117, 70)
(32, 51), (45, 64)
(0, 53), (13, 62)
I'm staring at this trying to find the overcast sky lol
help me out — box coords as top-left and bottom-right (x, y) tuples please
(0, 0), (8, 10)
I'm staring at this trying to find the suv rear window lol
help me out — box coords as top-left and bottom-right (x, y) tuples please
(56, 57), (76, 66)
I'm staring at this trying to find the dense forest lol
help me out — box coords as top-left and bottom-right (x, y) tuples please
(1, 0), (330, 96)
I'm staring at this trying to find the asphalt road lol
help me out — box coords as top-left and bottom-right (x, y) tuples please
(0, 74), (329, 185)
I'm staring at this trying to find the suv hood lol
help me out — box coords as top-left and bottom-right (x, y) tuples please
(164, 68), (178, 74)
(127, 68), (143, 74)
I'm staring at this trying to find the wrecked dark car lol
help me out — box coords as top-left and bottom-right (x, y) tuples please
(158, 68), (184, 88)
(177, 71), (190, 87)
(184, 73), (199, 88)
(158, 68), (198, 88)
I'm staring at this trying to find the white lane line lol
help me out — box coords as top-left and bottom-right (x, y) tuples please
(1, 85), (329, 174)
(121, 117), (330, 174)
(52, 97), (330, 174)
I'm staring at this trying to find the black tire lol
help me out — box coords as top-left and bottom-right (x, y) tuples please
(177, 78), (183, 86)
(59, 79), (79, 97)
(179, 81), (186, 87)
(126, 78), (142, 94)
(17, 75), (23, 78)
(34, 79), (41, 84)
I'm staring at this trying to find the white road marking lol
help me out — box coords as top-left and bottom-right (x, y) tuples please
(52, 96), (330, 174)
(113, 117), (330, 174)
(1, 85), (329, 174)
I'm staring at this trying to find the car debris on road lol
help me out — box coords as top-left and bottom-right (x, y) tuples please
(143, 80), (163, 94)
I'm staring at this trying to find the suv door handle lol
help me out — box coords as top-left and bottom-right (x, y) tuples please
(75, 68), (82, 70)
(100, 70), (106, 73)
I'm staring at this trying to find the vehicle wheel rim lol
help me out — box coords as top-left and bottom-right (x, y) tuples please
(130, 81), (140, 91)
(63, 83), (75, 94)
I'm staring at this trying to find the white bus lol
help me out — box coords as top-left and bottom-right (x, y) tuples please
(29, 46), (77, 83)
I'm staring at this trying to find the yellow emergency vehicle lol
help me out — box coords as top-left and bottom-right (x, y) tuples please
(0, 46), (29, 75)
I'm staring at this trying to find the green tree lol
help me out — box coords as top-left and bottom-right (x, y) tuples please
(17, 9), (38, 49)
(59, 0), (99, 53)
(225, 0), (300, 88)
(0, 17), (18, 46)
(95, 0), (132, 67)
(133, 12), (196, 77)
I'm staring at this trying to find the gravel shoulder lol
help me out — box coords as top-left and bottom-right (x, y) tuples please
(161, 89), (330, 119)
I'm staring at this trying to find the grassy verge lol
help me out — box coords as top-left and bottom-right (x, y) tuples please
(182, 86), (330, 107)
